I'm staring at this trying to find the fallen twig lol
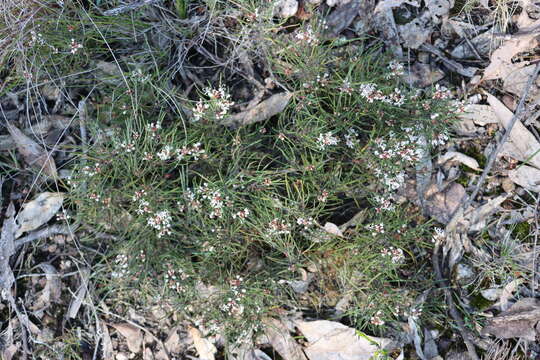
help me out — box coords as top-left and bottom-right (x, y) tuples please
(14, 224), (76, 248)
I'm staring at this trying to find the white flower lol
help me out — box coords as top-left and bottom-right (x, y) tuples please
(157, 145), (173, 161)
(317, 132), (339, 150)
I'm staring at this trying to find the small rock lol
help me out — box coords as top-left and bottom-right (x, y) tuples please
(501, 177), (516, 193)
(480, 288), (503, 301)
(275, 0), (298, 18)
(454, 263), (475, 285)
(116, 353), (130, 360)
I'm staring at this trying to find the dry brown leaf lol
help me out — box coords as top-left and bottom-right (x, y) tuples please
(6, 122), (57, 178)
(481, 298), (540, 341)
(260, 318), (308, 360)
(498, 279), (524, 311)
(15, 192), (65, 238)
(112, 323), (143, 354)
(424, 182), (466, 224)
(503, 63), (540, 101)
(482, 19), (540, 81)
(188, 326), (217, 360)
(508, 165), (540, 192)
(295, 320), (396, 360)
(32, 263), (62, 312)
(221, 92), (292, 128)
(164, 328), (182, 354)
(459, 104), (499, 126)
(323, 222), (344, 237)
(438, 151), (481, 171)
(486, 93), (540, 169)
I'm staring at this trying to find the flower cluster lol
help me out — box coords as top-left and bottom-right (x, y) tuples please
(295, 26), (319, 45)
(432, 84), (452, 100)
(131, 190), (172, 237)
(164, 263), (189, 293)
(370, 310), (385, 326)
(385, 60), (404, 79)
(381, 247), (405, 264)
(366, 223), (385, 236)
(147, 210), (173, 238)
(192, 86), (234, 122)
(339, 79), (354, 95)
(146, 122), (162, 138)
(232, 208), (250, 221)
(111, 254), (128, 279)
(81, 162), (102, 177)
(70, 38), (83, 54)
(221, 275), (246, 317)
(150, 142), (206, 162)
(373, 195), (395, 213)
(268, 218), (291, 236)
(358, 83), (406, 106)
(296, 217), (315, 229)
(344, 128), (359, 148)
(317, 132), (339, 150)
(432, 227), (446, 243)
(182, 184), (233, 219)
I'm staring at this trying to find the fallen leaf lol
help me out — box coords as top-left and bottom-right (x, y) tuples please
(164, 328), (182, 354)
(260, 318), (308, 360)
(221, 92), (292, 128)
(482, 20), (540, 81)
(467, 195), (508, 232)
(498, 279), (524, 311)
(6, 122), (57, 178)
(509, 165), (540, 192)
(32, 263), (62, 312)
(481, 298), (540, 341)
(374, 0), (419, 12)
(438, 151), (481, 171)
(323, 222), (344, 237)
(503, 63), (540, 101)
(15, 192), (65, 238)
(2, 344), (19, 360)
(458, 104), (499, 127)
(188, 326), (217, 360)
(486, 93), (540, 169)
(424, 182), (466, 224)
(112, 323), (143, 353)
(398, 13), (432, 49)
(295, 320), (396, 360)
(323, 0), (363, 38)
(426, 0), (453, 23)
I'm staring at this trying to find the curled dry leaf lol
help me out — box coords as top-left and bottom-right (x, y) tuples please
(188, 326), (217, 360)
(260, 318), (308, 360)
(486, 93), (540, 169)
(32, 263), (62, 312)
(481, 298), (540, 341)
(424, 182), (466, 224)
(294, 320), (397, 360)
(6, 122), (57, 178)
(221, 92), (292, 128)
(438, 151), (481, 171)
(15, 192), (65, 238)
(323, 222), (344, 237)
(482, 20), (540, 82)
(112, 323), (143, 353)
(508, 165), (540, 192)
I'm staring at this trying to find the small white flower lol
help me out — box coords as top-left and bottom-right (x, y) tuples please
(317, 132), (339, 150)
